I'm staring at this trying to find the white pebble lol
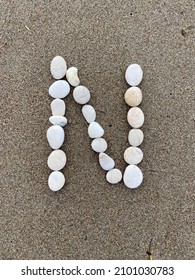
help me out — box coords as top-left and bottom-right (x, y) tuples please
(50, 56), (67, 80)
(123, 165), (143, 189)
(128, 129), (144, 146)
(99, 153), (115, 171)
(91, 138), (107, 153)
(106, 169), (122, 184)
(88, 122), (104, 138)
(46, 125), (65, 149)
(82, 105), (96, 123)
(66, 67), (80, 87)
(73, 85), (90, 104)
(51, 99), (66, 116)
(125, 64), (143, 86)
(124, 146), (143, 165)
(124, 87), (142, 107)
(49, 80), (70, 99)
(49, 116), (68, 127)
(47, 150), (67, 171)
(48, 171), (65, 191)
(127, 107), (144, 128)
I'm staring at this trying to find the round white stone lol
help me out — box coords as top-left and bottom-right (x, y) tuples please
(106, 168), (122, 184)
(124, 87), (143, 107)
(46, 125), (65, 149)
(66, 67), (80, 87)
(128, 129), (144, 146)
(127, 107), (144, 128)
(47, 150), (67, 171)
(82, 105), (96, 123)
(123, 165), (143, 189)
(125, 64), (143, 86)
(88, 122), (104, 138)
(124, 146), (143, 165)
(51, 99), (66, 116)
(73, 85), (91, 104)
(91, 138), (107, 153)
(50, 56), (67, 80)
(49, 80), (70, 99)
(48, 171), (65, 191)
(99, 153), (115, 171)
(49, 116), (68, 127)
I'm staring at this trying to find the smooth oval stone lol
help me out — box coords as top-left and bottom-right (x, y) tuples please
(125, 64), (143, 86)
(127, 107), (144, 128)
(49, 116), (68, 127)
(123, 165), (143, 189)
(51, 99), (66, 116)
(128, 129), (144, 146)
(91, 138), (107, 153)
(66, 67), (80, 87)
(106, 168), (122, 184)
(124, 146), (143, 165)
(88, 122), (104, 138)
(73, 85), (91, 104)
(47, 150), (67, 171)
(46, 125), (65, 149)
(48, 171), (65, 191)
(124, 87), (142, 107)
(82, 105), (96, 123)
(50, 56), (67, 79)
(99, 153), (115, 171)
(49, 80), (70, 98)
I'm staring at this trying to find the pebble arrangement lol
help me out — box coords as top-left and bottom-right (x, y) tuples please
(46, 56), (144, 191)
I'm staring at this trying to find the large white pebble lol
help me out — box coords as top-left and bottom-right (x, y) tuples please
(49, 116), (68, 127)
(49, 80), (70, 98)
(47, 125), (65, 149)
(124, 87), (142, 107)
(48, 171), (65, 191)
(127, 107), (144, 128)
(99, 153), (115, 171)
(73, 85), (90, 104)
(50, 56), (67, 79)
(66, 67), (80, 87)
(125, 64), (143, 86)
(106, 168), (122, 184)
(51, 99), (66, 116)
(88, 122), (104, 138)
(47, 150), (67, 171)
(124, 146), (143, 165)
(128, 129), (144, 146)
(91, 138), (107, 153)
(82, 105), (96, 123)
(123, 165), (143, 189)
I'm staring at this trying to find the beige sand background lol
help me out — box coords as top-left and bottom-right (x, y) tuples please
(0, 0), (194, 259)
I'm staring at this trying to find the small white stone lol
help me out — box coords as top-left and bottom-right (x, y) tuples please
(88, 122), (104, 138)
(47, 150), (67, 171)
(91, 138), (107, 153)
(48, 171), (65, 191)
(46, 125), (65, 149)
(50, 56), (67, 80)
(51, 99), (66, 116)
(123, 165), (143, 189)
(124, 146), (143, 165)
(66, 67), (80, 87)
(124, 87), (143, 107)
(73, 85), (91, 104)
(106, 168), (122, 184)
(99, 153), (115, 171)
(49, 116), (68, 127)
(125, 64), (143, 86)
(128, 129), (144, 146)
(49, 80), (70, 99)
(127, 107), (144, 128)
(82, 105), (96, 123)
